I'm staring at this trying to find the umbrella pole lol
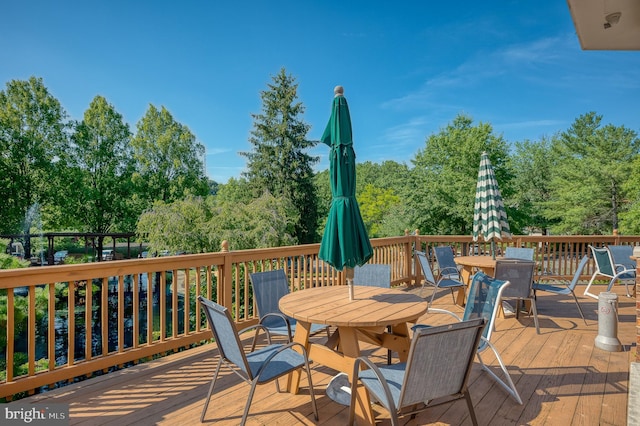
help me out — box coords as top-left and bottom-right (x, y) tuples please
(345, 267), (355, 301)
(491, 241), (496, 260)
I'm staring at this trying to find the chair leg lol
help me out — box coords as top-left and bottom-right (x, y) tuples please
(201, 358), (223, 422)
(464, 390), (479, 426)
(529, 298), (540, 334)
(303, 355), (319, 421)
(477, 342), (523, 405)
(570, 291), (588, 325)
(241, 380), (259, 426)
(583, 273), (599, 299)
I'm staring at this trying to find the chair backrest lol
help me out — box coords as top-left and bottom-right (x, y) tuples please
(198, 295), (252, 378)
(462, 272), (510, 343)
(504, 247), (535, 261)
(415, 251), (436, 285)
(353, 264), (391, 288)
(433, 246), (458, 272)
(249, 269), (291, 322)
(568, 255), (590, 291)
(398, 318), (485, 407)
(589, 245), (616, 277)
(494, 259), (536, 299)
(608, 245), (636, 278)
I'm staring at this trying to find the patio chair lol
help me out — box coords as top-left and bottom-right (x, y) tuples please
(414, 272), (523, 404)
(584, 245), (636, 299)
(348, 318), (486, 426)
(353, 263), (392, 287)
(494, 259), (540, 334)
(504, 247), (535, 261)
(533, 255), (589, 325)
(415, 250), (465, 306)
(197, 295), (318, 425)
(249, 270), (329, 345)
(354, 263), (393, 364)
(433, 245), (463, 281)
(608, 244), (636, 283)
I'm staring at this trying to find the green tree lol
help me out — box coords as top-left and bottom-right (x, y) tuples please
(240, 68), (319, 244)
(359, 184), (401, 237)
(410, 114), (511, 235)
(66, 96), (135, 238)
(136, 191), (296, 253)
(509, 137), (558, 234)
(0, 77), (69, 234)
(355, 161), (413, 237)
(136, 196), (215, 254)
(211, 191), (297, 250)
(544, 112), (639, 234)
(131, 104), (208, 207)
(621, 155), (640, 233)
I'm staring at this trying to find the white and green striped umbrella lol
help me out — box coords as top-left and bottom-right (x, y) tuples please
(472, 151), (511, 257)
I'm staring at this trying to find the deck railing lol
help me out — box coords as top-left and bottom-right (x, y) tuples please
(0, 233), (638, 399)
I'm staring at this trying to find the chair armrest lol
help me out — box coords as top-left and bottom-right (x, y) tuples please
(426, 308), (463, 322)
(238, 323), (271, 336)
(438, 266), (461, 277)
(239, 323), (273, 351)
(259, 312), (293, 337)
(350, 356), (397, 416)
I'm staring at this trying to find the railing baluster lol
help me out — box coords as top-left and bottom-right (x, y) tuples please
(68, 281), (75, 367)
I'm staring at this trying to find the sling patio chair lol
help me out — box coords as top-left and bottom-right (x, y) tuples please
(354, 263), (393, 364)
(353, 263), (392, 288)
(608, 245), (636, 291)
(413, 272), (523, 404)
(584, 245), (636, 299)
(433, 245), (463, 281)
(249, 269), (329, 346)
(494, 258), (540, 334)
(197, 295), (318, 425)
(348, 318), (486, 426)
(504, 247), (535, 261)
(415, 250), (465, 307)
(533, 255), (589, 325)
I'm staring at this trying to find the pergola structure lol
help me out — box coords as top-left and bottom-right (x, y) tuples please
(1, 232), (137, 265)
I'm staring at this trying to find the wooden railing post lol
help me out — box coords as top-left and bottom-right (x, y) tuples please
(220, 240), (233, 310)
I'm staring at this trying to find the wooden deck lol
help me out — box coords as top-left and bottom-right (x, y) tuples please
(13, 283), (636, 425)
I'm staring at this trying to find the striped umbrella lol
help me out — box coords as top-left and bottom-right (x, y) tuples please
(472, 151), (511, 259)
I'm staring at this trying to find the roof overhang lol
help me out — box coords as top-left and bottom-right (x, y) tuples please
(567, 0), (640, 50)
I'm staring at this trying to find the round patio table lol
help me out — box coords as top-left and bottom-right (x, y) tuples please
(279, 285), (427, 426)
(453, 255), (502, 305)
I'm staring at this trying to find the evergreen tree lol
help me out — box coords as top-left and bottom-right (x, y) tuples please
(544, 112), (639, 234)
(240, 68), (319, 244)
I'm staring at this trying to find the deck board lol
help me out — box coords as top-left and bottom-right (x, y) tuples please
(11, 283), (636, 426)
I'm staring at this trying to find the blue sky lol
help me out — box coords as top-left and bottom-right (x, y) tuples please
(2, 1), (639, 183)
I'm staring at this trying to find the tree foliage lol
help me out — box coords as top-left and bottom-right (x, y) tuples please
(410, 114), (511, 235)
(240, 68), (319, 244)
(0, 77), (69, 234)
(543, 112), (639, 234)
(508, 137), (558, 234)
(136, 192), (296, 253)
(66, 95), (135, 234)
(131, 104), (209, 207)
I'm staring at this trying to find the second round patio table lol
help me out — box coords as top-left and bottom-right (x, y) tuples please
(279, 285), (428, 426)
(453, 255), (501, 305)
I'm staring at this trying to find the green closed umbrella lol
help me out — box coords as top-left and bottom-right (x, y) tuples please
(472, 151), (512, 259)
(318, 86), (373, 274)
